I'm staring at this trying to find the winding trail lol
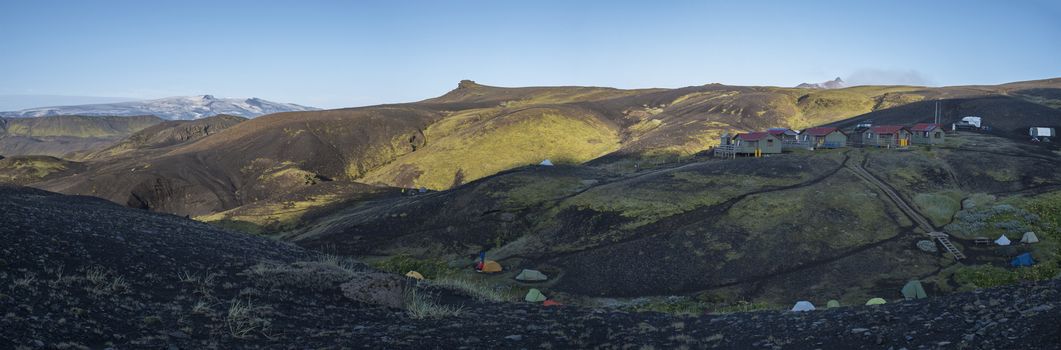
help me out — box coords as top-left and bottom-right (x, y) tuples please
(844, 156), (966, 260)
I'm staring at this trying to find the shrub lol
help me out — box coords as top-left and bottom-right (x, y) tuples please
(914, 193), (961, 226)
(945, 204), (1041, 238)
(955, 264), (1059, 289)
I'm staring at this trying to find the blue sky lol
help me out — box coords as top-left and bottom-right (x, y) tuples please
(1, 0), (1059, 109)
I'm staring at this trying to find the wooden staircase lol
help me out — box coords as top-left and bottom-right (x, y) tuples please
(930, 232), (966, 260)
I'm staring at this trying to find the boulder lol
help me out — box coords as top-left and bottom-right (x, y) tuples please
(916, 240), (938, 253)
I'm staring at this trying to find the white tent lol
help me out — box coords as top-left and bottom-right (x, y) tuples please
(515, 269), (549, 281)
(995, 235), (1011, 246)
(1021, 232), (1040, 244)
(539, 159), (554, 166)
(791, 301), (815, 312)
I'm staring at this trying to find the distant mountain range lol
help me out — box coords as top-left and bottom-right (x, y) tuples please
(796, 77), (846, 89)
(0, 95), (318, 120)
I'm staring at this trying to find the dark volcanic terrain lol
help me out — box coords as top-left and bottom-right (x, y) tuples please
(2, 185), (1059, 349)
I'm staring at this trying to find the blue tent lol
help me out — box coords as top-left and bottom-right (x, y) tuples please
(1011, 253), (1035, 267)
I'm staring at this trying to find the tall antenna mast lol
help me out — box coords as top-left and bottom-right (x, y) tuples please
(934, 100), (940, 124)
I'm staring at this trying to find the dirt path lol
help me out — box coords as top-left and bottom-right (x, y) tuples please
(843, 153), (966, 260)
(845, 161), (935, 233)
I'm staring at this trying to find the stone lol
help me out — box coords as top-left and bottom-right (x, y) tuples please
(916, 240), (938, 253)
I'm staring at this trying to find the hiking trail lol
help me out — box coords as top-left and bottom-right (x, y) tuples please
(845, 155), (966, 260)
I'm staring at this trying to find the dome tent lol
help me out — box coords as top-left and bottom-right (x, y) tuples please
(525, 288), (547, 302)
(826, 300), (840, 308)
(995, 235), (1011, 246)
(1011, 253), (1035, 267)
(865, 298), (887, 306)
(539, 159), (554, 166)
(405, 271), (424, 280)
(515, 269), (548, 281)
(901, 280), (927, 300)
(480, 260), (502, 273)
(1021, 232), (1039, 244)
(790, 301), (815, 312)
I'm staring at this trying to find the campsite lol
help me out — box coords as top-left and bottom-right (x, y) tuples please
(2, 1), (1060, 348)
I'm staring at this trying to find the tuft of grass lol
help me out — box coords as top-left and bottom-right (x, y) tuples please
(430, 276), (514, 302)
(226, 299), (265, 338)
(404, 289), (463, 319)
(177, 270), (217, 296)
(13, 274), (37, 288)
(314, 254), (364, 273)
(83, 267), (129, 294)
(191, 300), (213, 315)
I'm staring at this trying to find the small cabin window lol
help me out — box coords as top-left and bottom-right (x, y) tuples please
(934, 132), (941, 138)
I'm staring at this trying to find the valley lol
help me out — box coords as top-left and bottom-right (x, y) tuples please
(2, 79), (1060, 348)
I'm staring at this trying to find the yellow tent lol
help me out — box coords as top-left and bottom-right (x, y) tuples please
(480, 260), (503, 273)
(405, 271), (424, 280)
(865, 298), (887, 306)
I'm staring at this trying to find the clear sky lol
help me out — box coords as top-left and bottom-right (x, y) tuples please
(1, 0), (1059, 109)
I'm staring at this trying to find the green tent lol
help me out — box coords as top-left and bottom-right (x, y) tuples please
(826, 300), (840, 308)
(865, 298), (886, 306)
(901, 280), (927, 300)
(525, 288), (547, 302)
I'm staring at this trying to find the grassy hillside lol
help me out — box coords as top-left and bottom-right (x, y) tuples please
(21, 78), (1061, 230)
(0, 155), (84, 185)
(0, 115), (162, 138)
(85, 114), (246, 159)
(361, 106), (621, 189)
(293, 133), (1061, 304)
(0, 115), (163, 157)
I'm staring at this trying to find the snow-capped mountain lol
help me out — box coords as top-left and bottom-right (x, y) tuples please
(796, 77), (846, 89)
(0, 95), (318, 120)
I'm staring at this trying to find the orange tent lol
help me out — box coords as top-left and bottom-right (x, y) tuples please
(543, 300), (562, 307)
(480, 260), (502, 273)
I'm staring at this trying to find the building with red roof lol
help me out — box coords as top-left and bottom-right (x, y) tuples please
(862, 125), (911, 148)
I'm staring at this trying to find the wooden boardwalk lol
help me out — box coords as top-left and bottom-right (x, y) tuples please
(846, 162), (966, 260)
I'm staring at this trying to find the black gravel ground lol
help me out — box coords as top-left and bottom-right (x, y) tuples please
(2, 185), (1059, 349)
